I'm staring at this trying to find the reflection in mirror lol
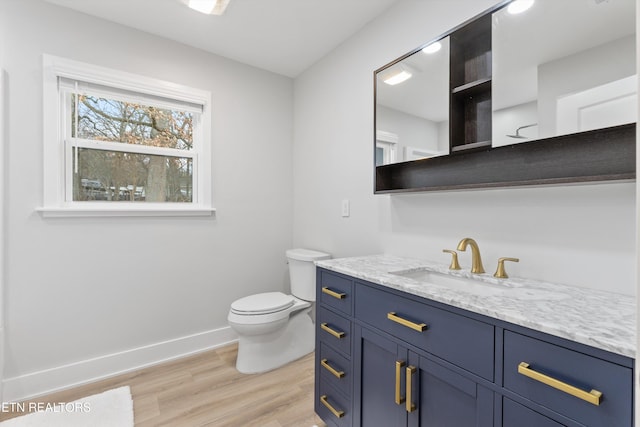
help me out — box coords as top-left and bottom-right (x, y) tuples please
(492, 0), (636, 148)
(375, 37), (450, 166)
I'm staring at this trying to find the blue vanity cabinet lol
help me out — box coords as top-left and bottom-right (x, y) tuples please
(315, 269), (355, 427)
(502, 398), (564, 427)
(502, 330), (633, 427)
(353, 326), (409, 426)
(314, 267), (634, 427)
(353, 325), (494, 427)
(352, 282), (494, 427)
(409, 354), (494, 427)
(354, 280), (494, 381)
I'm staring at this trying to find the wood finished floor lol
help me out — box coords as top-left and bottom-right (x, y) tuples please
(0, 343), (327, 427)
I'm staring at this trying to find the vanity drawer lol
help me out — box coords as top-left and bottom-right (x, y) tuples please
(503, 331), (632, 427)
(318, 306), (351, 356)
(354, 283), (494, 380)
(319, 270), (353, 315)
(317, 381), (352, 427)
(503, 398), (563, 427)
(319, 342), (351, 398)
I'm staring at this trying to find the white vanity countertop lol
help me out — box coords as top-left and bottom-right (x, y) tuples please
(316, 254), (636, 358)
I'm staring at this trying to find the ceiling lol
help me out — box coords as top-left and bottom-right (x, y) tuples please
(42, 0), (400, 77)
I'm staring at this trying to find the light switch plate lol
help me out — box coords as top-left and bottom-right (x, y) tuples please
(341, 199), (350, 217)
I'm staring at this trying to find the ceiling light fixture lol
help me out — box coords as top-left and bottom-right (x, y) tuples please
(422, 41), (442, 54)
(381, 65), (413, 86)
(384, 70), (412, 85)
(187, 0), (230, 15)
(507, 0), (534, 14)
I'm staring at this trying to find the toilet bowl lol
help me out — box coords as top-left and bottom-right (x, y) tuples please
(227, 248), (331, 374)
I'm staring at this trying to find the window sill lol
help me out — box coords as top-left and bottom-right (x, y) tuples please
(37, 205), (216, 218)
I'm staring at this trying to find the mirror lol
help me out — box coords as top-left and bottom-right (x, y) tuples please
(374, 0), (636, 193)
(492, 0), (636, 147)
(375, 37), (450, 166)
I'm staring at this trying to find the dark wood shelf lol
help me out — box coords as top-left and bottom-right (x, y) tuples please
(449, 12), (492, 155)
(451, 140), (491, 152)
(375, 124), (635, 193)
(452, 77), (491, 95)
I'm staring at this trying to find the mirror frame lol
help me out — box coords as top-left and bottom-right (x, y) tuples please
(374, 2), (636, 193)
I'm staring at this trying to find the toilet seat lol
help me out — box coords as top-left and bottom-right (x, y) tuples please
(230, 292), (295, 315)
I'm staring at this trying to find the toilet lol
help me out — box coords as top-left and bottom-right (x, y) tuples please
(227, 248), (331, 374)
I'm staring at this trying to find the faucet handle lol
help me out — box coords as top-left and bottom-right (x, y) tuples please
(442, 249), (461, 270)
(493, 257), (519, 279)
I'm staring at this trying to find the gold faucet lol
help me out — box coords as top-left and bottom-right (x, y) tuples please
(494, 257), (519, 279)
(442, 249), (461, 270)
(456, 238), (485, 274)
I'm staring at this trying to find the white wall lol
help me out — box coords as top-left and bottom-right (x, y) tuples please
(0, 69), (6, 405)
(1, 0), (293, 400)
(492, 101), (538, 147)
(376, 105), (440, 160)
(293, 0), (636, 296)
(538, 35), (635, 138)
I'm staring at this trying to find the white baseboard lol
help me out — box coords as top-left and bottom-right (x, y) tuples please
(2, 326), (238, 402)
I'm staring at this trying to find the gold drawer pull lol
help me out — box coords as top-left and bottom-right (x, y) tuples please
(406, 365), (417, 413)
(518, 362), (603, 406)
(395, 360), (406, 405)
(322, 286), (346, 300)
(387, 312), (427, 332)
(321, 322), (345, 339)
(320, 395), (345, 418)
(321, 358), (345, 379)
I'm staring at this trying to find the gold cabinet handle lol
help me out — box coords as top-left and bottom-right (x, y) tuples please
(321, 358), (345, 379)
(387, 312), (427, 332)
(395, 360), (406, 405)
(322, 286), (346, 300)
(517, 362), (602, 406)
(406, 365), (417, 413)
(320, 322), (345, 339)
(320, 395), (345, 418)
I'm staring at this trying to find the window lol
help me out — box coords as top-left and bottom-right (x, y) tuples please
(41, 55), (213, 217)
(375, 130), (397, 166)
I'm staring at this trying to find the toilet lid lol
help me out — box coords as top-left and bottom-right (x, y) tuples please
(231, 292), (295, 315)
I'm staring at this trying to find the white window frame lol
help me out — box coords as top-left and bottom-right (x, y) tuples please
(40, 54), (214, 217)
(375, 130), (398, 165)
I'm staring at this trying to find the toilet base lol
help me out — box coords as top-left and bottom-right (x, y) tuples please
(234, 308), (315, 374)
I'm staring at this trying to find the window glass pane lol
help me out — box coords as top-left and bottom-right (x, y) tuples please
(72, 94), (193, 150)
(73, 148), (193, 203)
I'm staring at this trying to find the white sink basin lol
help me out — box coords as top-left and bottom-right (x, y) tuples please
(391, 267), (570, 301)
(391, 268), (518, 296)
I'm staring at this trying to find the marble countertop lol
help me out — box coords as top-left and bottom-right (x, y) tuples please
(316, 254), (636, 358)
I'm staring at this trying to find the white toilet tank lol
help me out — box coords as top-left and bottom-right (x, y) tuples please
(286, 248), (331, 301)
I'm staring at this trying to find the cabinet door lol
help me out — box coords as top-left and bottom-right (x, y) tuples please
(354, 326), (408, 427)
(407, 354), (493, 427)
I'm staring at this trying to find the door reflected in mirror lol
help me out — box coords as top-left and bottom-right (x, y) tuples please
(492, 0), (636, 148)
(375, 37), (450, 166)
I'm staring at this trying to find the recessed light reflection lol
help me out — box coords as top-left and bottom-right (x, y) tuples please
(422, 41), (442, 54)
(507, 0), (534, 14)
(186, 0), (230, 15)
(384, 70), (412, 85)
(188, 0), (216, 14)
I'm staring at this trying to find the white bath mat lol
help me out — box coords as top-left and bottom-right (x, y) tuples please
(0, 386), (134, 427)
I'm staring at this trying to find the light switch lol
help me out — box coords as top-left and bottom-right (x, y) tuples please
(341, 199), (350, 217)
